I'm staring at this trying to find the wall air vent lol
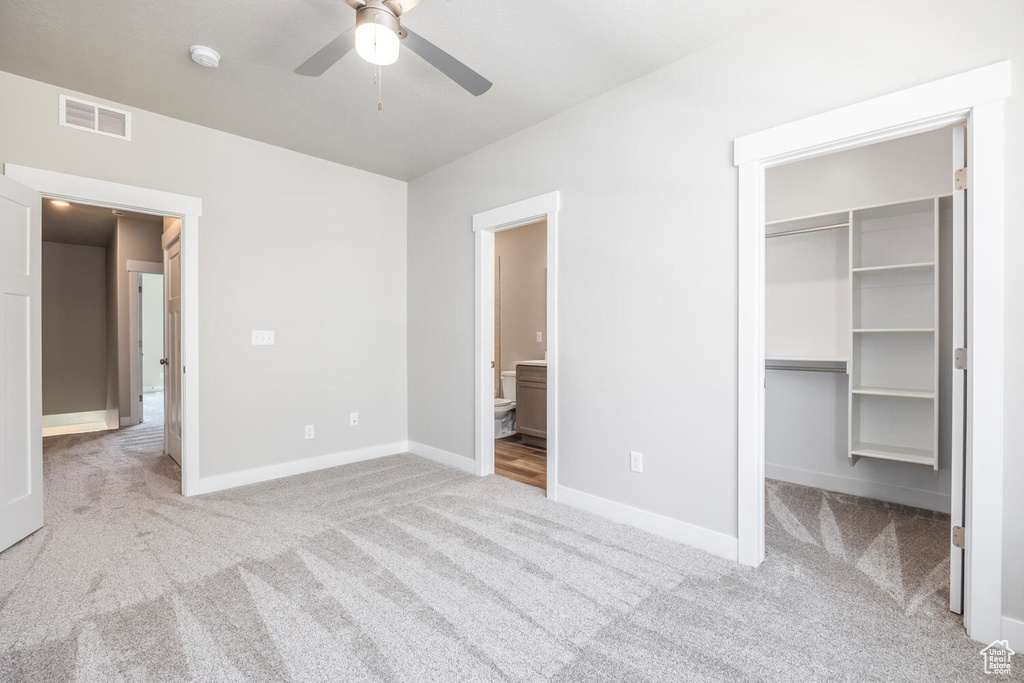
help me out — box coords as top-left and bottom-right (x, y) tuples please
(58, 94), (132, 140)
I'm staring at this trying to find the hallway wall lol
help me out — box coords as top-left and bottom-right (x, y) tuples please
(41, 241), (107, 416)
(113, 216), (163, 422)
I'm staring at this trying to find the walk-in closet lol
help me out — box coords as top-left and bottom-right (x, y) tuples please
(764, 126), (966, 614)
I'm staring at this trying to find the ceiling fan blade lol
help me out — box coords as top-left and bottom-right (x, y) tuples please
(392, 0), (424, 15)
(401, 28), (492, 96)
(295, 26), (356, 77)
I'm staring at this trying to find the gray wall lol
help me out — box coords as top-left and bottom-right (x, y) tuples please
(765, 128), (953, 222)
(0, 68), (408, 478)
(496, 220), (546, 376)
(764, 130), (953, 512)
(41, 241), (107, 416)
(105, 225), (118, 426)
(406, 0), (1024, 621)
(114, 216), (163, 419)
(141, 273), (163, 391)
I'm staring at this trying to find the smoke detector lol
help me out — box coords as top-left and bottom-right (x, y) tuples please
(190, 45), (221, 68)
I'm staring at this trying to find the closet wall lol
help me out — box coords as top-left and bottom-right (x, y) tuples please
(764, 128), (954, 512)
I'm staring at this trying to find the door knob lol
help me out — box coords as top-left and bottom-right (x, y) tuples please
(160, 358), (169, 365)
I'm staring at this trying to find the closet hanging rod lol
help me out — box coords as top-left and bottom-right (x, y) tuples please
(765, 364), (847, 373)
(765, 222), (849, 239)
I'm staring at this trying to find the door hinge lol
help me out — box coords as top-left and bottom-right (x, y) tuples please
(952, 525), (966, 550)
(139, 394), (143, 402)
(139, 285), (143, 293)
(954, 348), (968, 370)
(955, 167), (968, 191)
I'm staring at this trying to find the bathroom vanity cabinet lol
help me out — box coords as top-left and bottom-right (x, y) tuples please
(515, 364), (547, 448)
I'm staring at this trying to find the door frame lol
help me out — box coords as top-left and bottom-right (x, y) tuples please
(473, 191), (560, 495)
(3, 164), (203, 497)
(733, 61), (1009, 643)
(128, 262), (163, 426)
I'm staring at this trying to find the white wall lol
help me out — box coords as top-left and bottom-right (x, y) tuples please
(0, 69), (408, 479)
(406, 0), (1024, 622)
(496, 220), (547, 375)
(41, 241), (107, 416)
(764, 130), (953, 512)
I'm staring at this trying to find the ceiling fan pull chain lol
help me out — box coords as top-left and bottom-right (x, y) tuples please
(377, 65), (384, 111)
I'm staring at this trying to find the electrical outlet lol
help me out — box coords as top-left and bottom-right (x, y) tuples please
(536, 331), (543, 343)
(252, 330), (275, 345)
(304, 424), (315, 440)
(350, 412), (359, 426)
(630, 451), (643, 473)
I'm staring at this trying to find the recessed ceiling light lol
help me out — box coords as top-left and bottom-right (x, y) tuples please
(190, 45), (221, 68)
(50, 200), (70, 207)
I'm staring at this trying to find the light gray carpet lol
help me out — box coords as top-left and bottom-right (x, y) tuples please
(0, 419), (1010, 681)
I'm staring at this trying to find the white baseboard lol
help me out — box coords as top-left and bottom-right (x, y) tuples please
(555, 485), (738, 562)
(42, 410), (108, 428)
(766, 463), (951, 514)
(119, 416), (132, 427)
(198, 440), (409, 495)
(42, 411), (113, 437)
(407, 441), (476, 474)
(1003, 616), (1024, 652)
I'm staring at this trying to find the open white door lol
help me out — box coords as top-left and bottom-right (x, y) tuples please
(949, 125), (967, 614)
(162, 220), (182, 466)
(0, 175), (43, 552)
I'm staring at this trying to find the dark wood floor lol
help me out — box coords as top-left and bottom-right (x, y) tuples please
(495, 435), (547, 490)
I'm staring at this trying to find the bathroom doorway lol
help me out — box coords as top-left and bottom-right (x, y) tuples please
(493, 219), (548, 489)
(472, 191), (560, 496)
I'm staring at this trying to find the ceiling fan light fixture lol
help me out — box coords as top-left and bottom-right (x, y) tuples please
(354, 7), (401, 66)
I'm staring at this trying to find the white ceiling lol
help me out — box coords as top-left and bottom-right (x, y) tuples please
(42, 201), (160, 247)
(0, 0), (775, 180)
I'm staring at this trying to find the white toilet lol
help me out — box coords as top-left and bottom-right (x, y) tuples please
(494, 371), (517, 438)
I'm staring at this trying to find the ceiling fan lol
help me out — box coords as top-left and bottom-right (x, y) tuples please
(294, 0), (492, 97)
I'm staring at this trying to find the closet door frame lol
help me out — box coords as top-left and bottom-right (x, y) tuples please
(734, 61), (1009, 644)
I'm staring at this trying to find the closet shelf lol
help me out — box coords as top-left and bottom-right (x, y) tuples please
(850, 442), (935, 467)
(853, 328), (934, 334)
(852, 386), (934, 399)
(852, 261), (935, 274)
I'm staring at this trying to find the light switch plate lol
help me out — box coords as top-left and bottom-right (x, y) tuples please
(536, 331), (543, 343)
(304, 424), (314, 439)
(252, 330), (275, 345)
